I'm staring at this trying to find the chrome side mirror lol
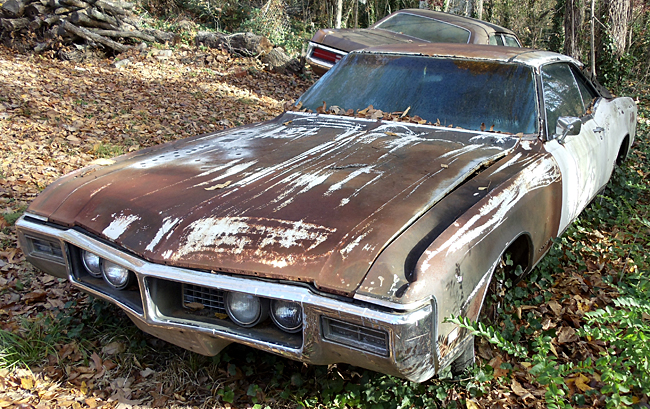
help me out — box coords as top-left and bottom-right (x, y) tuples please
(554, 116), (582, 144)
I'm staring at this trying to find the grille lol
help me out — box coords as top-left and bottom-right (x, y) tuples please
(183, 284), (227, 314)
(321, 317), (389, 356)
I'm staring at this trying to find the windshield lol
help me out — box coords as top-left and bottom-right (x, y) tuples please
(298, 54), (538, 135)
(374, 13), (471, 43)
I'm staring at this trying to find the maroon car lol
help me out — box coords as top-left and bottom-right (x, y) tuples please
(306, 9), (521, 75)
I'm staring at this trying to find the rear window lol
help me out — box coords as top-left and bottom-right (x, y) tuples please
(375, 13), (471, 44)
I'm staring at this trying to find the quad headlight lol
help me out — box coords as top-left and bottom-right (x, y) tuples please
(225, 292), (268, 327)
(102, 260), (133, 290)
(270, 300), (302, 333)
(81, 250), (133, 290)
(81, 250), (102, 278)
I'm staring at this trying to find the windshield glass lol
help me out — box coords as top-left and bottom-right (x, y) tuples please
(375, 13), (471, 43)
(298, 54), (539, 135)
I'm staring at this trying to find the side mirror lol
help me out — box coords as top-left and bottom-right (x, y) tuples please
(554, 116), (581, 144)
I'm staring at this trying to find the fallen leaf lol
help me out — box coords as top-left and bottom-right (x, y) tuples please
(205, 180), (231, 191)
(102, 341), (125, 355)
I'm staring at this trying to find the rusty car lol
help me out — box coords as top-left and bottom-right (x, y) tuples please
(306, 9), (521, 75)
(17, 43), (636, 381)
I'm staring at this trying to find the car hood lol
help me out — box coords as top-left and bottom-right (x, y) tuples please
(312, 28), (422, 52)
(29, 112), (519, 295)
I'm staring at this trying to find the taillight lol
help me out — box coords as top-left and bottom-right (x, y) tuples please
(311, 47), (343, 64)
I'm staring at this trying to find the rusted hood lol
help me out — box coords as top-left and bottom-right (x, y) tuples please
(313, 28), (420, 52)
(29, 112), (519, 295)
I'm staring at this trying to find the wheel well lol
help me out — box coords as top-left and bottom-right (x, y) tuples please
(616, 135), (630, 166)
(503, 234), (532, 277)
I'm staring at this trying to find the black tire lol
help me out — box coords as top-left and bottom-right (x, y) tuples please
(451, 336), (475, 376)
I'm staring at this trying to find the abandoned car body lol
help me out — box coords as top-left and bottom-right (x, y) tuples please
(17, 44), (636, 381)
(306, 9), (521, 75)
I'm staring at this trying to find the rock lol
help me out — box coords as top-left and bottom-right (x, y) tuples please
(261, 47), (304, 74)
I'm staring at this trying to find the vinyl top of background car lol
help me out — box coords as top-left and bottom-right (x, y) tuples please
(310, 9), (520, 51)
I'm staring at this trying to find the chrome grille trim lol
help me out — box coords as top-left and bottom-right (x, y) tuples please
(183, 284), (226, 313)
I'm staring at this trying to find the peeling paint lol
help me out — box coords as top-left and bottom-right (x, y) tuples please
(102, 213), (140, 240)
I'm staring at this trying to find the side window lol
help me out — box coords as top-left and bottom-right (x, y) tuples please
(570, 66), (599, 111)
(503, 35), (520, 47)
(489, 35), (504, 46)
(541, 63), (585, 137)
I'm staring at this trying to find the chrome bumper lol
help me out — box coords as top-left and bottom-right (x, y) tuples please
(16, 215), (439, 382)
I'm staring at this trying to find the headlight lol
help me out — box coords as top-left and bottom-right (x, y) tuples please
(225, 292), (267, 327)
(81, 250), (102, 278)
(270, 300), (302, 333)
(101, 260), (132, 289)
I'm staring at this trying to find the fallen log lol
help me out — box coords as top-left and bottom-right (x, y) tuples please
(1, 17), (29, 31)
(86, 27), (155, 42)
(61, 20), (130, 52)
(60, 0), (90, 8)
(25, 3), (49, 19)
(86, 6), (118, 26)
(142, 28), (178, 44)
(93, 0), (129, 15)
(1, 0), (28, 17)
(69, 9), (116, 29)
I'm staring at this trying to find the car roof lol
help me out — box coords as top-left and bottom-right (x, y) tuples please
(355, 43), (579, 69)
(376, 9), (518, 37)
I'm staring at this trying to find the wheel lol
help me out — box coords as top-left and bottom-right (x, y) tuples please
(451, 335), (475, 376)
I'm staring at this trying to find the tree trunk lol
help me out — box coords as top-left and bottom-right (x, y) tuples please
(607, 0), (631, 56)
(563, 0), (583, 58)
(335, 0), (342, 28)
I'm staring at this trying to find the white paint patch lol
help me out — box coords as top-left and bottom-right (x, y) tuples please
(193, 161), (258, 188)
(468, 133), (515, 144)
(340, 229), (373, 259)
(489, 152), (523, 176)
(170, 217), (336, 265)
(326, 166), (376, 194)
(145, 217), (181, 252)
(102, 213), (140, 241)
(89, 183), (113, 198)
(519, 140), (534, 151)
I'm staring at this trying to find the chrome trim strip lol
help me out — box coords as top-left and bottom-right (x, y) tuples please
(24, 212), (48, 222)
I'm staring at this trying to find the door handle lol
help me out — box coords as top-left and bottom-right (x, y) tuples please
(593, 127), (604, 133)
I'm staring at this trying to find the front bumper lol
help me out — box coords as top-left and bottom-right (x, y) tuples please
(17, 214), (439, 382)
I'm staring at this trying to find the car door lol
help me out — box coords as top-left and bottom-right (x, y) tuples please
(541, 62), (608, 235)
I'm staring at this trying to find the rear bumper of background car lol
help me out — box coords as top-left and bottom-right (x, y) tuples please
(16, 213), (439, 382)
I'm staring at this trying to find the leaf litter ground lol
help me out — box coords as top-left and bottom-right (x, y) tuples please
(0, 43), (649, 408)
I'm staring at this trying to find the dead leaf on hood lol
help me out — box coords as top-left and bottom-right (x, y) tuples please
(205, 180), (231, 191)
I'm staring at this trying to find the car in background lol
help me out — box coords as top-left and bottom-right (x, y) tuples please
(17, 44), (635, 381)
(306, 9), (521, 75)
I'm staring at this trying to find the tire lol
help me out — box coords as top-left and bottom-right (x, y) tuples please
(451, 335), (475, 376)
